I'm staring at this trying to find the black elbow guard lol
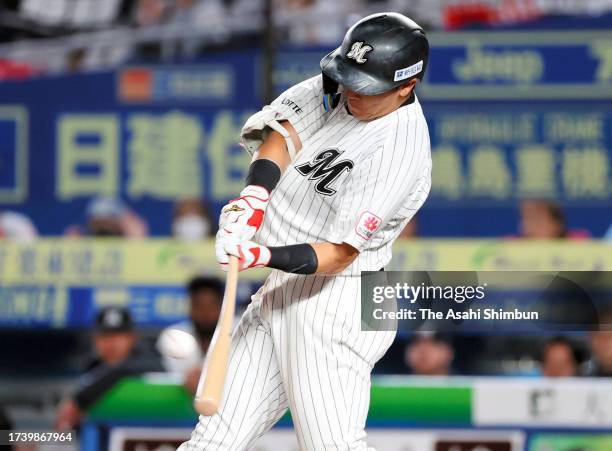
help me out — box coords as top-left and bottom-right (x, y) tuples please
(245, 159), (281, 193)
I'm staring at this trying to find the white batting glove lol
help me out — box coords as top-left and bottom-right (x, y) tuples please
(215, 240), (271, 272)
(217, 185), (269, 243)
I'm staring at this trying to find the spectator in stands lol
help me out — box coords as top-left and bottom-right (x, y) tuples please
(583, 310), (612, 377)
(404, 332), (454, 376)
(172, 198), (214, 241)
(65, 196), (148, 238)
(165, 0), (228, 55)
(55, 306), (163, 430)
(131, 0), (170, 59)
(0, 210), (37, 242)
(519, 200), (590, 239)
(540, 337), (580, 377)
(66, 48), (87, 72)
(157, 276), (223, 394)
(134, 0), (167, 27)
(275, 0), (365, 44)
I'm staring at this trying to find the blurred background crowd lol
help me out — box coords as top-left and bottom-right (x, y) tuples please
(0, 0), (611, 78)
(1, 0), (612, 449)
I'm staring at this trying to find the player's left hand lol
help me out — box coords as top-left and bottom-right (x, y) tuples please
(216, 240), (271, 272)
(218, 185), (269, 243)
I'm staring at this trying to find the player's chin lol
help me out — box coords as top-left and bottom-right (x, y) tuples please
(347, 103), (371, 121)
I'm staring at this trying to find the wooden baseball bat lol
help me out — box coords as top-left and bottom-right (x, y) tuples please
(194, 255), (239, 416)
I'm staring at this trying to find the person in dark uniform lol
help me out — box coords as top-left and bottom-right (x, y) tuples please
(583, 309), (612, 377)
(55, 306), (164, 430)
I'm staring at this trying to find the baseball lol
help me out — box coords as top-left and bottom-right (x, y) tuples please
(157, 328), (199, 360)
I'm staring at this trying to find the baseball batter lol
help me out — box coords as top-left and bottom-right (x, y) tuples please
(180, 12), (431, 450)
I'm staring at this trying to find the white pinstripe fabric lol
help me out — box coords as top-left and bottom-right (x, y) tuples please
(258, 79), (432, 276)
(178, 271), (395, 451)
(180, 76), (431, 450)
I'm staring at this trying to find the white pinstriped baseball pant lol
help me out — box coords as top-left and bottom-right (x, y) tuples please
(178, 270), (396, 450)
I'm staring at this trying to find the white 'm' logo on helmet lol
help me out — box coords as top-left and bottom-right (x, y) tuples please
(346, 42), (373, 64)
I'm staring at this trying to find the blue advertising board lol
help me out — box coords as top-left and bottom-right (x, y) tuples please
(0, 32), (611, 237)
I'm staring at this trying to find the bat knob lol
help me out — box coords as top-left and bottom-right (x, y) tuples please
(195, 397), (219, 416)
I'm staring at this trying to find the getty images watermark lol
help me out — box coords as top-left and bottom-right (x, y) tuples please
(371, 281), (539, 321)
(361, 271), (612, 333)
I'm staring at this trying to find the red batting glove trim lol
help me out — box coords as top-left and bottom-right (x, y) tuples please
(237, 245), (246, 268)
(249, 247), (261, 268)
(247, 209), (264, 228)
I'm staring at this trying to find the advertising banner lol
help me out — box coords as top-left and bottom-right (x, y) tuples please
(474, 379), (612, 428)
(1, 240), (611, 329)
(1, 32), (611, 236)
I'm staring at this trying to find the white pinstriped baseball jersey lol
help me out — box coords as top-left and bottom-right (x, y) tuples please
(256, 75), (432, 274)
(179, 75), (431, 451)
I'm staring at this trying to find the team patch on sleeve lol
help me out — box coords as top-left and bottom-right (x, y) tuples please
(355, 211), (382, 240)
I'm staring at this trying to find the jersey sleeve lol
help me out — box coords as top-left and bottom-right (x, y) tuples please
(241, 75), (327, 159)
(327, 114), (432, 252)
(268, 74), (327, 142)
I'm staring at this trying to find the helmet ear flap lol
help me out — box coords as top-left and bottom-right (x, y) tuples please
(322, 73), (341, 112)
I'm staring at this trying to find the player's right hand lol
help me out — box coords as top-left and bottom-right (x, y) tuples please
(216, 240), (271, 272)
(217, 185), (269, 243)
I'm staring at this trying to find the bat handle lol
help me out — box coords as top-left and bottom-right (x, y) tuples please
(196, 397), (221, 417)
(225, 255), (240, 292)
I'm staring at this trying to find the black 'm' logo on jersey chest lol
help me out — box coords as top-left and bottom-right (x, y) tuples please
(294, 148), (354, 196)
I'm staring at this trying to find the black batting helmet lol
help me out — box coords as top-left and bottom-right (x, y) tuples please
(320, 12), (429, 108)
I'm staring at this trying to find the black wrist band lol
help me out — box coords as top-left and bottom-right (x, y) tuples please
(268, 244), (318, 274)
(245, 159), (281, 193)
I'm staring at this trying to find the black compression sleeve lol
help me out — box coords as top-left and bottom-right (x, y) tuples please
(268, 244), (318, 274)
(245, 159), (281, 193)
